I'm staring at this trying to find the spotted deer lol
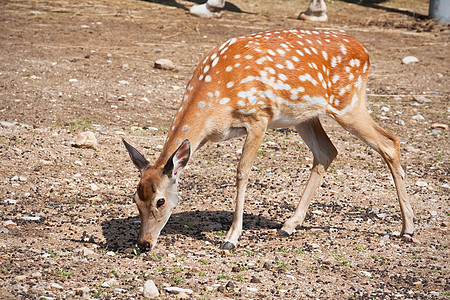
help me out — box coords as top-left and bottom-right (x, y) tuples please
(123, 29), (414, 251)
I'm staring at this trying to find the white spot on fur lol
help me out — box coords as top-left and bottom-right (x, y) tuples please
(205, 75), (212, 82)
(220, 98), (230, 104)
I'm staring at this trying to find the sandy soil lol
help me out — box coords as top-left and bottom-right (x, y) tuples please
(0, 0), (449, 299)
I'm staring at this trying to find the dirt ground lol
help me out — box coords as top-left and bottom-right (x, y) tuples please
(0, 0), (449, 299)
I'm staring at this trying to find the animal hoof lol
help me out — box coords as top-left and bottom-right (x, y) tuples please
(402, 233), (418, 243)
(278, 229), (291, 237)
(220, 241), (235, 250)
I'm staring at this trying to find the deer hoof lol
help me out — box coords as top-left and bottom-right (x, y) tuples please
(220, 241), (235, 250)
(278, 229), (292, 237)
(401, 233), (418, 243)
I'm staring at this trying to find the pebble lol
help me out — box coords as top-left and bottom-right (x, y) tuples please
(402, 56), (419, 64)
(68, 78), (78, 83)
(360, 271), (372, 277)
(154, 59), (175, 70)
(225, 281), (235, 289)
(176, 292), (190, 299)
(106, 251), (116, 256)
(413, 95), (432, 103)
(405, 145), (420, 153)
(380, 106), (390, 112)
(412, 114), (425, 121)
(156, 145), (164, 150)
(377, 213), (387, 219)
(146, 126), (159, 131)
(250, 276), (261, 283)
(164, 286), (193, 294)
(31, 271), (42, 278)
(429, 210), (437, 216)
(0, 121), (15, 127)
(431, 129), (441, 135)
(22, 216), (41, 221)
(247, 287), (259, 292)
(118, 80), (129, 85)
(49, 283), (63, 290)
(415, 181), (428, 187)
(143, 280), (159, 298)
(431, 123), (448, 130)
(75, 286), (90, 296)
(101, 279), (118, 288)
(73, 131), (98, 149)
(89, 183), (99, 191)
(15, 275), (27, 281)
(4, 199), (17, 204)
(381, 234), (390, 241)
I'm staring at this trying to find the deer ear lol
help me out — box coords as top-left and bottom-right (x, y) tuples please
(122, 138), (149, 173)
(163, 139), (190, 178)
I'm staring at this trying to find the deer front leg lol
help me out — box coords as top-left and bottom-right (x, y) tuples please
(220, 123), (267, 250)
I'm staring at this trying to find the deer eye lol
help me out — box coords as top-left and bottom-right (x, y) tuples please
(156, 198), (165, 208)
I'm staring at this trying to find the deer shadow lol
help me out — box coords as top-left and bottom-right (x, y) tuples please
(100, 208), (392, 251)
(140, 0), (244, 13)
(100, 210), (280, 251)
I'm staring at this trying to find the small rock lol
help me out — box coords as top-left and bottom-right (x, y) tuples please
(156, 145), (164, 150)
(114, 288), (126, 293)
(377, 213), (388, 219)
(101, 279), (118, 288)
(75, 286), (90, 296)
(114, 130), (126, 136)
(4, 199), (17, 204)
(164, 286), (193, 294)
(405, 145), (420, 153)
(380, 106), (390, 112)
(146, 126), (158, 131)
(310, 243), (320, 249)
(154, 59), (175, 70)
(311, 210), (322, 215)
(19, 176), (27, 182)
(81, 248), (96, 257)
(415, 181), (428, 187)
(250, 276), (262, 283)
(73, 131), (98, 149)
(413, 95), (432, 103)
(118, 80), (129, 85)
(22, 216), (40, 221)
(2, 220), (17, 226)
(31, 271), (42, 278)
(106, 251), (116, 256)
(381, 234), (390, 241)
(225, 281), (235, 289)
(263, 262), (271, 270)
(402, 56), (419, 64)
(431, 129), (442, 135)
(49, 282), (63, 290)
(0, 121), (15, 127)
(431, 123), (448, 130)
(89, 183), (99, 191)
(395, 119), (405, 126)
(429, 210), (437, 216)
(231, 266), (240, 272)
(15, 275), (27, 281)
(143, 280), (159, 298)
(68, 78), (78, 83)
(412, 114), (425, 121)
(176, 292), (190, 299)
(247, 287), (259, 292)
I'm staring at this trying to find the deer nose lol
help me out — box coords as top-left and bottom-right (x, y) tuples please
(138, 241), (152, 252)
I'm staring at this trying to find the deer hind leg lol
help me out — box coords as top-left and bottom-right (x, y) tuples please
(220, 122), (267, 250)
(279, 117), (338, 236)
(335, 100), (414, 239)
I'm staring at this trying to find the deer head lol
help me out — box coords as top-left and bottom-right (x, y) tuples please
(122, 138), (190, 252)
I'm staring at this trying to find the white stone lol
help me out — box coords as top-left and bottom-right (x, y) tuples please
(143, 280), (159, 298)
(380, 106), (390, 112)
(106, 251), (116, 256)
(22, 216), (40, 221)
(49, 282), (63, 290)
(4, 199), (17, 204)
(412, 114), (425, 121)
(73, 131), (98, 149)
(0, 121), (15, 127)
(154, 59), (175, 70)
(360, 271), (372, 277)
(156, 145), (164, 150)
(247, 287), (259, 292)
(69, 78), (78, 83)
(164, 286), (193, 294)
(415, 181), (428, 187)
(402, 56), (419, 64)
